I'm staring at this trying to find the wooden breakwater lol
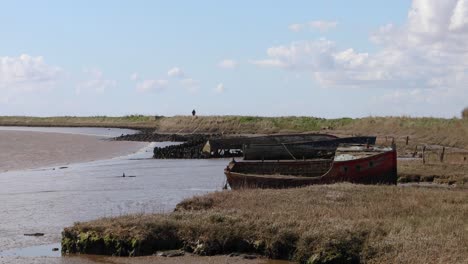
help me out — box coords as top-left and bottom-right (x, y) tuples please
(152, 133), (340, 159)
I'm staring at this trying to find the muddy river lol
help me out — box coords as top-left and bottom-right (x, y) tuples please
(0, 127), (254, 263)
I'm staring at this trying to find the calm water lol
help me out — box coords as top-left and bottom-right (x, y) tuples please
(0, 126), (139, 138)
(0, 128), (231, 262)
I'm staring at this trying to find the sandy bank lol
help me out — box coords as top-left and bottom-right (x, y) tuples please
(0, 130), (147, 172)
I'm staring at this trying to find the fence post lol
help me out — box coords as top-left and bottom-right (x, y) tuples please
(406, 136), (409, 146)
(440, 147), (445, 163)
(422, 146), (426, 164)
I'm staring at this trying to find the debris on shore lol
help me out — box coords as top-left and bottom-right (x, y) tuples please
(153, 136), (211, 159)
(24, 233), (44, 236)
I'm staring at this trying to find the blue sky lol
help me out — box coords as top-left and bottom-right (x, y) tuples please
(1, 0), (467, 118)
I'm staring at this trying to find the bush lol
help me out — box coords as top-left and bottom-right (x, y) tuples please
(462, 107), (468, 119)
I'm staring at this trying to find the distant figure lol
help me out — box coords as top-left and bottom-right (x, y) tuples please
(122, 172), (126, 177)
(192, 109), (196, 116)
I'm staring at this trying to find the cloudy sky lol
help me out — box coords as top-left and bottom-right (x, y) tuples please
(1, 0), (467, 117)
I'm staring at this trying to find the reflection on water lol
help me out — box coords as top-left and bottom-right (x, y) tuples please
(0, 126), (139, 138)
(0, 141), (230, 259)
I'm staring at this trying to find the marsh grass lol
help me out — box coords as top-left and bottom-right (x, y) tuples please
(398, 159), (468, 185)
(63, 184), (468, 263)
(0, 115), (157, 129)
(1, 115), (467, 149)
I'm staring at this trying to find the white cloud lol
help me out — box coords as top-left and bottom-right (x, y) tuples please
(289, 20), (338, 32)
(135, 79), (168, 92)
(76, 68), (116, 94)
(251, 39), (336, 70)
(0, 54), (62, 91)
(167, 67), (184, 78)
(253, 0), (468, 115)
(218, 59), (238, 69)
(214, 83), (225, 93)
(130, 72), (139, 81)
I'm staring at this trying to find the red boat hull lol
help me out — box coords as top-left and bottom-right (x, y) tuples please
(225, 150), (397, 189)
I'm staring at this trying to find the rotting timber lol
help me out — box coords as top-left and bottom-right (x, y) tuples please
(202, 133), (337, 158)
(243, 136), (377, 160)
(152, 134), (214, 159)
(153, 133), (339, 159)
(225, 144), (397, 189)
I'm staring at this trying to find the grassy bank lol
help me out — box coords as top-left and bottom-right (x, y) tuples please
(62, 184), (468, 263)
(1, 115), (468, 148)
(0, 115), (159, 129)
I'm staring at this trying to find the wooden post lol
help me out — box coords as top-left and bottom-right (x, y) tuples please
(422, 146), (426, 164)
(440, 147), (445, 163)
(413, 145), (418, 157)
(406, 136), (409, 146)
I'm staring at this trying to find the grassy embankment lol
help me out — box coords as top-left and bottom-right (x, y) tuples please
(0, 115), (158, 129)
(62, 184), (468, 263)
(1, 115), (467, 146)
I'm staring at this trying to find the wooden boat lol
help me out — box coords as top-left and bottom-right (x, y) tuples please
(202, 133), (337, 158)
(224, 144), (397, 189)
(243, 136), (376, 160)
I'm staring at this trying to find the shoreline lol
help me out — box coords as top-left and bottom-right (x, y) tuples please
(62, 184), (468, 263)
(0, 128), (147, 173)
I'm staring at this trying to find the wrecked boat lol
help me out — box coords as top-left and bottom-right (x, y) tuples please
(224, 144), (397, 189)
(202, 133), (337, 158)
(243, 136), (377, 160)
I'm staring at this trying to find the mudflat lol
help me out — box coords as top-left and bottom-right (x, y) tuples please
(0, 130), (147, 172)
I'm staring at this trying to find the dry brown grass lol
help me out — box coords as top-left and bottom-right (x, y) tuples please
(398, 159), (468, 185)
(154, 116), (468, 150)
(339, 116), (468, 149)
(63, 184), (468, 263)
(2, 115), (467, 150)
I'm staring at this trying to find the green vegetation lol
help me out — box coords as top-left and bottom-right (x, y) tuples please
(62, 184), (468, 263)
(1, 115), (468, 148)
(0, 115), (157, 128)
